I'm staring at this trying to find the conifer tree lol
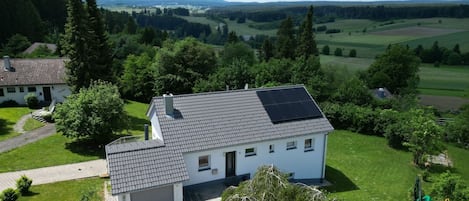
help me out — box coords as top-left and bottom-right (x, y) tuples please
(261, 38), (274, 62)
(276, 16), (296, 59)
(86, 0), (114, 83)
(62, 0), (89, 92)
(297, 5), (318, 59)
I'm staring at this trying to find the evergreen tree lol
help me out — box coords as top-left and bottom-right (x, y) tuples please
(227, 31), (239, 44)
(260, 38), (274, 62)
(453, 44), (461, 54)
(296, 5), (318, 59)
(86, 0), (114, 83)
(276, 16), (296, 59)
(62, 0), (89, 92)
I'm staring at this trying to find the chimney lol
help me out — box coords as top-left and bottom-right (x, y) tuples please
(163, 93), (174, 116)
(378, 88), (386, 98)
(144, 124), (149, 141)
(244, 83), (249, 90)
(3, 56), (11, 71)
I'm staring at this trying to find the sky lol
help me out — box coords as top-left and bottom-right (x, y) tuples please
(223, 0), (406, 2)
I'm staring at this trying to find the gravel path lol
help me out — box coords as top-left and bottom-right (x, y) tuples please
(0, 124), (56, 153)
(0, 159), (107, 192)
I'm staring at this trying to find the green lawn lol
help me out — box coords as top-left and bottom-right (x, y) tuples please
(0, 101), (149, 172)
(23, 118), (44, 132)
(19, 177), (104, 201)
(0, 107), (32, 141)
(325, 130), (469, 200)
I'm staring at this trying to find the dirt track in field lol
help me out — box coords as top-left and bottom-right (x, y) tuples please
(372, 26), (462, 37)
(419, 95), (469, 111)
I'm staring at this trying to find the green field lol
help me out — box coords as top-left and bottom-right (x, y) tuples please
(326, 130), (469, 200)
(320, 55), (469, 98)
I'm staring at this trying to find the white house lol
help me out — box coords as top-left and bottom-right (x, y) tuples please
(105, 85), (334, 201)
(0, 56), (71, 105)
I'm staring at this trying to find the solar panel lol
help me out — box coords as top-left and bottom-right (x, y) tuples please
(257, 87), (323, 124)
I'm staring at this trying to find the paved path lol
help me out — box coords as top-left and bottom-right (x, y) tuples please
(0, 124), (56, 153)
(13, 113), (31, 134)
(0, 159), (107, 192)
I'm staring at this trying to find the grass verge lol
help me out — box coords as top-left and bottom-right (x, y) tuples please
(23, 118), (45, 132)
(19, 177), (104, 201)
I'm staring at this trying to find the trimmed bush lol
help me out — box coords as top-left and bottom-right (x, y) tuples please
(24, 93), (39, 109)
(0, 100), (19, 107)
(16, 175), (32, 195)
(0, 188), (18, 201)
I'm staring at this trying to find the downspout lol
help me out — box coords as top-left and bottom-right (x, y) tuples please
(320, 133), (328, 183)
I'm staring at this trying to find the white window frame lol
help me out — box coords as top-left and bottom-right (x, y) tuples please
(198, 155), (210, 171)
(269, 144), (274, 153)
(304, 138), (314, 152)
(245, 147), (256, 157)
(286, 141), (297, 150)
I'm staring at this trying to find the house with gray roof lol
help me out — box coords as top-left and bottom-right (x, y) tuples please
(106, 85), (334, 201)
(0, 56), (71, 105)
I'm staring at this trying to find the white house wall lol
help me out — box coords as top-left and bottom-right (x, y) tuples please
(182, 133), (327, 186)
(149, 107), (164, 142)
(0, 84), (71, 105)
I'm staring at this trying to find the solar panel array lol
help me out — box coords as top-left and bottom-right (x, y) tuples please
(256, 87), (323, 124)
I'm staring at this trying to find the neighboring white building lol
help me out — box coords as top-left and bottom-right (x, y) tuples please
(106, 85), (334, 201)
(0, 56), (71, 105)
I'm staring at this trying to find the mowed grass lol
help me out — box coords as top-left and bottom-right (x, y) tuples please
(0, 107), (32, 141)
(325, 130), (469, 200)
(0, 101), (149, 172)
(23, 118), (44, 132)
(19, 177), (104, 201)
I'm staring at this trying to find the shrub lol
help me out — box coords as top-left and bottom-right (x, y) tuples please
(24, 93), (39, 109)
(349, 49), (357, 57)
(334, 48), (343, 56)
(16, 175), (32, 195)
(0, 100), (19, 107)
(0, 188), (18, 201)
(431, 171), (469, 200)
(322, 45), (330, 55)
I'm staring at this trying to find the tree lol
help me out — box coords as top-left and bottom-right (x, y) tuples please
(403, 109), (444, 167)
(124, 16), (137, 34)
(227, 31), (239, 44)
(222, 165), (327, 201)
(296, 6), (318, 59)
(349, 49), (357, 57)
(120, 53), (156, 102)
(447, 104), (469, 148)
(53, 81), (128, 143)
(61, 0), (89, 92)
(221, 42), (255, 66)
(194, 59), (253, 92)
(85, 0), (114, 84)
(334, 48), (342, 56)
(431, 171), (469, 200)
(154, 38), (217, 95)
(333, 77), (372, 106)
(276, 16), (296, 59)
(2, 34), (31, 56)
(453, 44), (461, 54)
(260, 38), (274, 62)
(366, 44), (420, 95)
(322, 45), (330, 55)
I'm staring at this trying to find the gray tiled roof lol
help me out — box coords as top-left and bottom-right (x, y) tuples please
(0, 58), (66, 86)
(106, 85), (334, 195)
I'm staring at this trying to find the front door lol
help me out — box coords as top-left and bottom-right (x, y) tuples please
(43, 87), (52, 102)
(225, 151), (236, 177)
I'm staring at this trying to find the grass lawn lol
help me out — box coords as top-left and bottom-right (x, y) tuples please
(0, 101), (149, 172)
(23, 118), (44, 132)
(19, 177), (104, 201)
(0, 107), (32, 141)
(325, 130), (469, 200)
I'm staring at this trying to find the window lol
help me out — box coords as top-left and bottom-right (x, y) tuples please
(7, 87), (15, 93)
(304, 139), (314, 152)
(19, 87), (24, 92)
(286, 141), (297, 150)
(269, 144), (274, 153)
(0, 88), (4, 96)
(245, 147), (256, 157)
(198, 155), (210, 171)
(28, 87), (36, 92)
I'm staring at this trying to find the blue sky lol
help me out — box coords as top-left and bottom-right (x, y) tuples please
(224, 0), (404, 2)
